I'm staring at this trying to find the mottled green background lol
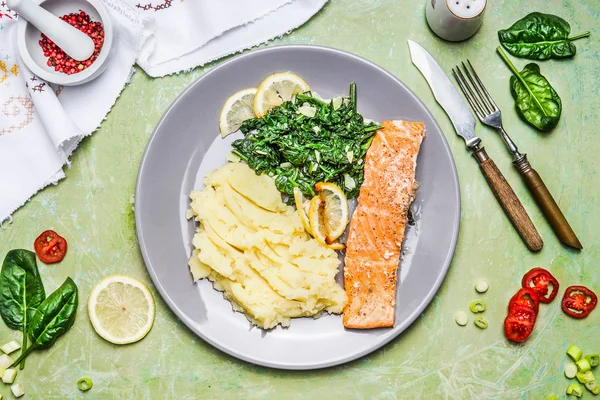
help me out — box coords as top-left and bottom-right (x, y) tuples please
(1, 0), (599, 399)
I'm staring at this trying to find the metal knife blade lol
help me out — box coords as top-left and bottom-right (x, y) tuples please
(407, 40), (480, 148)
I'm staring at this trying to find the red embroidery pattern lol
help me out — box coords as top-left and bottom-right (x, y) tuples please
(136, 0), (172, 12)
(31, 83), (46, 92)
(0, 96), (34, 137)
(0, 1), (17, 18)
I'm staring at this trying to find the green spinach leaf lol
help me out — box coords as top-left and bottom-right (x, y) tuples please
(497, 47), (562, 132)
(232, 83), (381, 199)
(0, 250), (46, 368)
(498, 12), (590, 60)
(11, 277), (78, 367)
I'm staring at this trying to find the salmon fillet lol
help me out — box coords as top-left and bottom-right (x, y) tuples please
(343, 120), (425, 329)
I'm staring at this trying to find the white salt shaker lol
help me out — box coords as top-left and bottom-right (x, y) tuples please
(425, 0), (486, 41)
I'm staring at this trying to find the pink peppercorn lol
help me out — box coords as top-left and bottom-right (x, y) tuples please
(39, 10), (104, 75)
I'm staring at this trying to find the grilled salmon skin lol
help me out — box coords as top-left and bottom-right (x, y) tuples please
(342, 120), (425, 329)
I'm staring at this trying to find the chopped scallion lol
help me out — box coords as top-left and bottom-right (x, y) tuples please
(576, 370), (595, 384)
(0, 341), (20, 355)
(0, 354), (13, 369)
(577, 358), (592, 373)
(568, 345), (584, 362)
(455, 311), (468, 326)
(565, 363), (578, 379)
(567, 383), (584, 397)
(11, 383), (24, 398)
(586, 354), (600, 368)
(469, 300), (486, 313)
(2, 368), (16, 384)
(475, 280), (489, 293)
(77, 377), (93, 391)
(586, 381), (600, 395)
(474, 316), (488, 329)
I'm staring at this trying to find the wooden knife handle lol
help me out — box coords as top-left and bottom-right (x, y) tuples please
(473, 147), (543, 252)
(514, 156), (583, 249)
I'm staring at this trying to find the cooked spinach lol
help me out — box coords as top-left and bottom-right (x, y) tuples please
(498, 12), (590, 60)
(231, 83), (382, 198)
(497, 47), (561, 132)
(0, 250), (46, 369)
(11, 277), (78, 367)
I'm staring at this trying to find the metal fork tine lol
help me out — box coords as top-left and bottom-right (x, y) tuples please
(452, 68), (484, 120)
(467, 60), (499, 112)
(461, 62), (493, 115)
(456, 66), (488, 118)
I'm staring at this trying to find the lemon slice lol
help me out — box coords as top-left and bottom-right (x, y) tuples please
(88, 275), (155, 345)
(315, 182), (349, 241)
(308, 196), (345, 250)
(293, 187), (312, 235)
(253, 72), (310, 118)
(219, 88), (257, 137)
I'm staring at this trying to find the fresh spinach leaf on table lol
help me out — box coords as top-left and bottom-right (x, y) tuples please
(0, 249), (46, 369)
(498, 12), (590, 60)
(11, 277), (78, 367)
(497, 47), (562, 132)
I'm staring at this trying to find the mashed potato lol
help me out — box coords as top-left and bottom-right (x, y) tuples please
(187, 162), (347, 329)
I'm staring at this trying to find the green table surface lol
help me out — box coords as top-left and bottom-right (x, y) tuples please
(2, 0), (599, 399)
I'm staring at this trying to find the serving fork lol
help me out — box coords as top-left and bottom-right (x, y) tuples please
(453, 61), (582, 249)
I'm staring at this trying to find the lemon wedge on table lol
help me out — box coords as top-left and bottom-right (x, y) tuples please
(88, 275), (155, 345)
(219, 88), (257, 138)
(308, 195), (346, 250)
(315, 182), (349, 241)
(253, 72), (310, 118)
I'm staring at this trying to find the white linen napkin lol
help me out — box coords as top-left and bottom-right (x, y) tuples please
(0, 0), (326, 223)
(0, 0), (151, 223)
(133, 0), (327, 77)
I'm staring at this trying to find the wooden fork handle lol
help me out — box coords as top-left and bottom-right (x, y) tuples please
(514, 156), (582, 249)
(472, 147), (543, 252)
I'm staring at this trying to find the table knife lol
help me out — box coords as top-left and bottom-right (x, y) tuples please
(408, 40), (543, 252)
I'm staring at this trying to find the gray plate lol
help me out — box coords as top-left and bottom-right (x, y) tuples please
(135, 45), (460, 370)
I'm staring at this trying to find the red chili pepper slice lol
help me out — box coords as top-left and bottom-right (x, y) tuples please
(561, 285), (598, 319)
(34, 230), (68, 264)
(504, 305), (537, 343)
(521, 267), (560, 304)
(509, 287), (540, 314)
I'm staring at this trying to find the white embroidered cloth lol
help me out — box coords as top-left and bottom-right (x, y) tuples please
(134, 0), (327, 77)
(0, 0), (326, 222)
(0, 1), (150, 223)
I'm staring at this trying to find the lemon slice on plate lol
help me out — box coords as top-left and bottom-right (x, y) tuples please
(219, 88), (257, 137)
(308, 196), (345, 250)
(254, 72), (310, 118)
(315, 182), (349, 241)
(88, 275), (155, 345)
(293, 187), (313, 235)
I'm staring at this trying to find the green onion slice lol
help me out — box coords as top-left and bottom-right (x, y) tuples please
(567, 383), (583, 397)
(77, 377), (93, 391)
(469, 300), (486, 313)
(473, 316), (488, 329)
(585, 354), (600, 368)
(567, 345), (583, 362)
(576, 358), (592, 373)
(576, 371), (595, 384)
(565, 363), (578, 379)
(586, 381), (600, 395)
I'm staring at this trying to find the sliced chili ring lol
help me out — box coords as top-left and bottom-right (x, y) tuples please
(509, 287), (540, 314)
(562, 286), (598, 319)
(34, 230), (68, 264)
(521, 267), (560, 303)
(504, 305), (537, 343)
